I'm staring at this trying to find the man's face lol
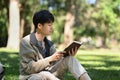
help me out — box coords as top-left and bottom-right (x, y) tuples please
(40, 22), (53, 36)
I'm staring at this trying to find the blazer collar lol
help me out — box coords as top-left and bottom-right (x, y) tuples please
(30, 32), (38, 46)
(30, 32), (53, 47)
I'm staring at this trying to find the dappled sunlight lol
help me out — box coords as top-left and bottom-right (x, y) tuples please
(75, 49), (120, 80)
(81, 61), (106, 67)
(0, 48), (19, 80)
(0, 48), (120, 80)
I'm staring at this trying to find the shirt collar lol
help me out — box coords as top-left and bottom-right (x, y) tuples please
(30, 32), (52, 47)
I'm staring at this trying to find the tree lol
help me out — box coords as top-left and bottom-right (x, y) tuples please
(7, 0), (20, 49)
(0, 0), (9, 47)
(20, 0), (41, 38)
(64, 0), (75, 45)
(91, 0), (119, 47)
(74, 0), (120, 48)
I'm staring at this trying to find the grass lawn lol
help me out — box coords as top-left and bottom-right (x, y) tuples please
(0, 48), (120, 80)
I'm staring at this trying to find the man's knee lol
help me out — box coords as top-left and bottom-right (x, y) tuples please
(28, 71), (60, 80)
(79, 72), (91, 80)
(28, 73), (43, 80)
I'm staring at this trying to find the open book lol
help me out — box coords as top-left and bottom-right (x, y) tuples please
(63, 41), (83, 57)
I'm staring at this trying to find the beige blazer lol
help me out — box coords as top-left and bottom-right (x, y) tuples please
(19, 33), (56, 80)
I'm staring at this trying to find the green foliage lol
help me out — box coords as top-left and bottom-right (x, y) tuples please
(91, 0), (119, 35)
(0, 0), (120, 47)
(116, 24), (120, 40)
(52, 16), (65, 43)
(0, 0), (9, 47)
(74, 0), (120, 46)
(20, 0), (40, 24)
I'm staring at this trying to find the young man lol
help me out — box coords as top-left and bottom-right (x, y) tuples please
(19, 10), (91, 80)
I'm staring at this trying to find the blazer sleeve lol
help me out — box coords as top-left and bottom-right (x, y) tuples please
(19, 39), (52, 74)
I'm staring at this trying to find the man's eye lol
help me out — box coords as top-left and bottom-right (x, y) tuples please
(49, 25), (52, 26)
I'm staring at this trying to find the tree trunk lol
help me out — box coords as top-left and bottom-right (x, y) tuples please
(64, 0), (75, 45)
(96, 36), (102, 48)
(7, 0), (20, 49)
(20, 18), (25, 40)
(64, 12), (75, 45)
(102, 22), (108, 48)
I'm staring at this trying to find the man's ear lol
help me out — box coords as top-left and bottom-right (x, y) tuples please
(38, 23), (42, 29)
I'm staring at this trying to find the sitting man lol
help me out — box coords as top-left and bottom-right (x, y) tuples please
(19, 10), (91, 80)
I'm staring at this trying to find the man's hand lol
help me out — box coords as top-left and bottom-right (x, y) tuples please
(68, 47), (78, 56)
(50, 51), (65, 62)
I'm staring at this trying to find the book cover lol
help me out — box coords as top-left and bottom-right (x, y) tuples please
(63, 41), (83, 57)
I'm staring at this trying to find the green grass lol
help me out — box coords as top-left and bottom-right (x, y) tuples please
(0, 48), (120, 80)
(75, 49), (120, 80)
(0, 48), (19, 80)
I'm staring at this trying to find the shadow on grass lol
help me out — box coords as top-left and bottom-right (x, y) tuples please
(63, 69), (120, 80)
(0, 51), (19, 80)
(0, 50), (120, 80)
(77, 54), (120, 67)
(88, 69), (120, 80)
(76, 54), (120, 80)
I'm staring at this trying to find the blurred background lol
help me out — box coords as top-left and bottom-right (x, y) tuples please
(0, 0), (120, 49)
(0, 0), (120, 80)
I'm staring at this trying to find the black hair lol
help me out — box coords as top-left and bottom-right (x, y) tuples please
(33, 10), (54, 32)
